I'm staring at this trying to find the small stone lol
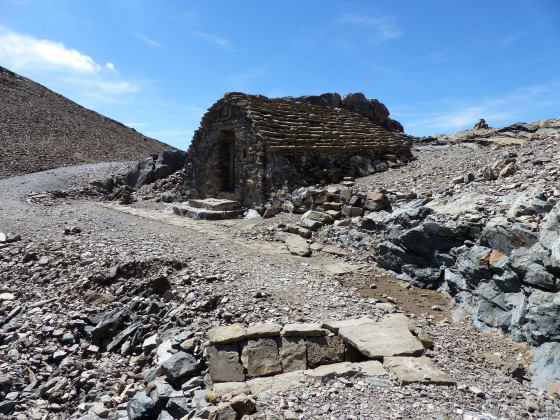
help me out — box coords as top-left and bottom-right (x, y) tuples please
(525, 399), (539, 413)
(0, 293), (15, 301)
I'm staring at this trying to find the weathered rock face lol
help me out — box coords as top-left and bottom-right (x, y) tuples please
(375, 191), (560, 350)
(294, 92), (404, 133)
(126, 150), (187, 189)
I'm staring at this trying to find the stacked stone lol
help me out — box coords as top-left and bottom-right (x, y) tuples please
(204, 315), (455, 388)
(188, 92), (413, 205)
(274, 180), (397, 220)
(221, 93), (410, 156)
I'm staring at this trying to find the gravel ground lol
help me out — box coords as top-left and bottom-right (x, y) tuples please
(1, 157), (559, 419)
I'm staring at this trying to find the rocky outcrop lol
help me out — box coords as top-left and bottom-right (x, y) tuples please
(372, 189), (560, 387)
(293, 92), (404, 132)
(126, 150), (187, 188)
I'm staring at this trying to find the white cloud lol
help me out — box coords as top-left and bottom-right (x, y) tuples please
(400, 82), (560, 135)
(124, 122), (148, 127)
(335, 13), (402, 45)
(0, 27), (143, 104)
(191, 31), (235, 51)
(134, 33), (162, 48)
(226, 66), (265, 88)
(0, 27), (109, 73)
(502, 32), (525, 48)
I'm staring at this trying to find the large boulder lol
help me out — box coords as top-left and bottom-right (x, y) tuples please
(530, 342), (560, 389)
(126, 150), (186, 188)
(377, 218), (472, 288)
(523, 290), (560, 345)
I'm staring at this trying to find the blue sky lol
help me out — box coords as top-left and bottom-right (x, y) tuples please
(1, 0), (559, 150)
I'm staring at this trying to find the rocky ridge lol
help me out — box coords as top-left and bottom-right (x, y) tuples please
(0, 66), (175, 180)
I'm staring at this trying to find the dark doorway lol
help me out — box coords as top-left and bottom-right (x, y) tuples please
(218, 130), (235, 192)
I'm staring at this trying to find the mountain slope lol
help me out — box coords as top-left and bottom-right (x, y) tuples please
(0, 66), (175, 179)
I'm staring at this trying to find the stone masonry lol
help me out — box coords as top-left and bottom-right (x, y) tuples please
(205, 315), (454, 389)
(187, 92), (412, 207)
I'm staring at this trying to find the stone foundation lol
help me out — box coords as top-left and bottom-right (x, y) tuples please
(205, 315), (455, 388)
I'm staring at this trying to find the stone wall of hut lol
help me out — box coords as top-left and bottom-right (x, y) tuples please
(187, 103), (268, 207)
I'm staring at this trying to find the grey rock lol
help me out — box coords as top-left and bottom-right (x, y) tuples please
(529, 341), (560, 389)
(241, 338), (283, 378)
(127, 391), (159, 420)
(166, 397), (191, 419)
(106, 322), (141, 352)
(0, 401), (16, 415)
(207, 344), (245, 383)
(523, 290), (560, 345)
(161, 351), (201, 384)
(90, 308), (125, 344)
(278, 337), (307, 372)
(510, 248), (556, 291)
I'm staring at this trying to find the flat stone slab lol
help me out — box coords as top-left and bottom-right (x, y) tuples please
(301, 210), (334, 224)
(247, 371), (306, 395)
(321, 245), (348, 256)
(173, 204), (244, 220)
(379, 314), (415, 332)
(211, 382), (249, 399)
(281, 323), (322, 337)
(188, 198), (240, 211)
(354, 361), (389, 377)
(383, 356), (456, 386)
(246, 323), (282, 339)
(321, 263), (368, 275)
(322, 317), (376, 334)
(338, 316), (424, 358)
(305, 362), (360, 380)
(285, 235), (311, 257)
(208, 324), (246, 345)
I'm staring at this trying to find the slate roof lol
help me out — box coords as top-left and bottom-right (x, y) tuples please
(199, 92), (410, 155)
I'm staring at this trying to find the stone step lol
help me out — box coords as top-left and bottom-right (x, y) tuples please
(172, 203), (245, 220)
(187, 198), (241, 211)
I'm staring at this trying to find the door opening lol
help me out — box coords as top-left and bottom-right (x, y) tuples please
(218, 130), (235, 192)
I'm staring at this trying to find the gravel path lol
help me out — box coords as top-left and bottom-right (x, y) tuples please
(1, 162), (559, 419)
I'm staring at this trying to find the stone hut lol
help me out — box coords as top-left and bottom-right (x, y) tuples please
(187, 92), (412, 206)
